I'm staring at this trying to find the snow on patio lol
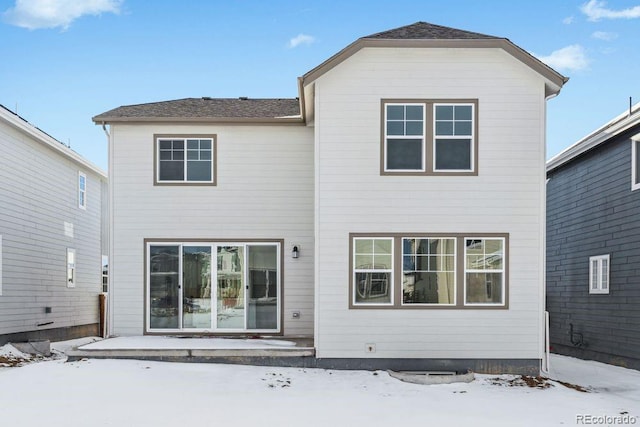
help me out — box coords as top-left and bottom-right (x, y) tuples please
(0, 339), (638, 427)
(77, 335), (301, 350)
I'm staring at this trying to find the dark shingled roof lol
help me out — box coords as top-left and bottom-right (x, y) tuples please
(363, 21), (499, 40)
(93, 97), (301, 122)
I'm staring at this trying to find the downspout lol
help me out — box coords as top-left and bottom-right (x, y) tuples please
(101, 122), (113, 338)
(541, 91), (558, 374)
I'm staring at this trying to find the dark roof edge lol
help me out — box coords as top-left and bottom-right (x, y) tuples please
(92, 115), (305, 125)
(547, 103), (640, 173)
(301, 38), (568, 96)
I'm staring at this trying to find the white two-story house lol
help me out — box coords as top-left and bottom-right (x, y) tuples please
(93, 22), (566, 374)
(1, 105), (108, 345)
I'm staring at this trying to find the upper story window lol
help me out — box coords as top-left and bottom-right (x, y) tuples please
(78, 172), (87, 210)
(382, 100), (477, 176)
(632, 137), (640, 191)
(589, 254), (610, 295)
(155, 135), (216, 185)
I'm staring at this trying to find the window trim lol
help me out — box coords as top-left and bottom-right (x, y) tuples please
(632, 137), (640, 191)
(67, 248), (76, 288)
(589, 254), (610, 295)
(349, 233), (508, 310)
(78, 171), (87, 210)
(352, 237), (394, 306)
(383, 103), (426, 172)
(463, 237), (506, 306)
(380, 99), (479, 176)
(153, 134), (217, 186)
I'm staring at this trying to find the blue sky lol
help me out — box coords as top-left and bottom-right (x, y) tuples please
(1, 0), (639, 171)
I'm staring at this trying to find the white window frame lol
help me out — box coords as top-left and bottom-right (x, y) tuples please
(589, 254), (610, 294)
(78, 172), (87, 210)
(352, 237), (394, 306)
(383, 103), (426, 172)
(102, 255), (108, 293)
(433, 103), (475, 173)
(67, 248), (76, 288)
(146, 241), (281, 333)
(632, 137), (640, 191)
(156, 137), (215, 184)
(463, 237), (506, 306)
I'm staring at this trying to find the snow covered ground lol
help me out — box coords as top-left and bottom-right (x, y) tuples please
(1, 339), (638, 427)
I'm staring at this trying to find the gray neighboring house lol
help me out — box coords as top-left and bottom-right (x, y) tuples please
(546, 103), (640, 369)
(0, 105), (108, 345)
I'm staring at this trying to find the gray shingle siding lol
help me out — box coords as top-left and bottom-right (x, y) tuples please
(546, 127), (640, 369)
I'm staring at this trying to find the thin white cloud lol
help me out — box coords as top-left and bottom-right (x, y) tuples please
(536, 45), (589, 72)
(562, 16), (575, 24)
(288, 33), (315, 48)
(581, 0), (640, 21)
(3, 0), (122, 30)
(592, 30), (618, 41)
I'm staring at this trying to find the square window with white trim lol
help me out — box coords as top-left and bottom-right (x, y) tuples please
(464, 238), (505, 305)
(589, 254), (610, 294)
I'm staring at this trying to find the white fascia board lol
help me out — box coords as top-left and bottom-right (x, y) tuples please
(0, 107), (107, 179)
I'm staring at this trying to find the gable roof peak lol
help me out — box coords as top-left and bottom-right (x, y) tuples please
(362, 21), (500, 40)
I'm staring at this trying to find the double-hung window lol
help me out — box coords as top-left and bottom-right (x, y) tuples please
(155, 135), (216, 185)
(78, 172), (87, 209)
(351, 234), (507, 309)
(589, 254), (610, 294)
(464, 238), (505, 305)
(382, 100), (477, 175)
(632, 137), (640, 191)
(353, 238), (393, 305)
(384, 104), (425, 171)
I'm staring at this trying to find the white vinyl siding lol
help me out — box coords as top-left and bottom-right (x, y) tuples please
(110, 124), (314, 337)
(314, 46), (547, 359)
(0, 114), (105, 336)
(589, 254), (610, 294)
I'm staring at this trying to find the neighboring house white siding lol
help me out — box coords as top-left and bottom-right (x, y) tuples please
(109, 124), (314, 336)
(312, 47), (548, 359)
(0, 110), (106, 340)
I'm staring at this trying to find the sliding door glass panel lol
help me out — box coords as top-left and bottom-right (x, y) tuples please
(183, 246), (212, 329)
(247, 245), (278, 330)
(149, 245), (180, 329)
(217, 246), (244, 329)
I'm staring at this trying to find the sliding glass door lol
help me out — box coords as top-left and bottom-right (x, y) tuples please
(147, 241), (280, 333)
(216, 246), (244, 329)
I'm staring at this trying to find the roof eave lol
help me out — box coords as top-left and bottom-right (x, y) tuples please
(547, 105), (640, 173)
(92, 116), (305, 125)
(301, 38), (568, 94)
(1, 107), (107, 179)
